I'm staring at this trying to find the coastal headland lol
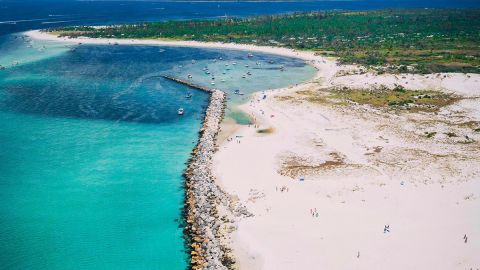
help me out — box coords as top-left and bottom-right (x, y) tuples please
(26, 25), (480, 270)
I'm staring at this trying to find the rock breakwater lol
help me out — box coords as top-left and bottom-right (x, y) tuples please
(183, 89), (236, 270)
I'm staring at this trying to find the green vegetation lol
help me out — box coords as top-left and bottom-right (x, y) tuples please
(425, 131), (437, 138)
(330, 85), (457, 111)
(295, 90), (330, 104)
(294, 85), (457, 112)
(445, 132), (458, 137)
(51, 9), (480, 73)
(275, 95), (294, 102)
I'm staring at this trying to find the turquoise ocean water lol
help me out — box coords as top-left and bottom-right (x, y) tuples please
(0, 34), (314, 270)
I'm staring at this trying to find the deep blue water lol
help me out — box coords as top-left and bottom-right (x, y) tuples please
(1, 0), (479, 36)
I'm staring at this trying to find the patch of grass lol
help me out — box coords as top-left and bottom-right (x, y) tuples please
(331, 85), (457, 112)
(279, 152), (346, 178)
(445, 132), (458, 137)
(275, 96), (294, 101)
(457, 120), (480, 129)
(296, 89), (331, 104)
(458, 140), (475, 144)
(425, 131), (437, 138)
(306, 96), (329, 104)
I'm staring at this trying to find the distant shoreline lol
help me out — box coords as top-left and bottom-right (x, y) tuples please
(26, 29), (334, 73)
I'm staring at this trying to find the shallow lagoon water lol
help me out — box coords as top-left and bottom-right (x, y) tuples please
(0, 36), (314, 269)
(170, 48), (316, 123)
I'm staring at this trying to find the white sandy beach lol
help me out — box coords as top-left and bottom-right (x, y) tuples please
(27, 30), (480, 270)
(214, 65), (480, 269)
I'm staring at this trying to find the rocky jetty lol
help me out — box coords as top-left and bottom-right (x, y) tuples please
(183, 89), (236, 270)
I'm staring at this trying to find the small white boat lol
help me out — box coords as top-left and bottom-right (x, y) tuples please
(211, 81), (216, 85)
(245, 64), (249, 68)
(242, 75), (246, 78)
(185, 93), (192, 99)
(247, 53), (254, 58)
(187, 74), (193, 78)
(178, 108), (184, 115)
(247, 71), (252, 76)
(232, 62), (237, 65)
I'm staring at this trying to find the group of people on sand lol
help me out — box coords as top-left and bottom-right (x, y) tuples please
(276, 186), (289, 193)
(226, 137), (242, 144)
(310, 208), (319, 218)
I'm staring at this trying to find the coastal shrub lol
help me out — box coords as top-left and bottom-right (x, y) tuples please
(50, 9), (480, 74)
(425, 131), (437, 138)
(445, 132), (458, 137)
(331, 86), (456, 112)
